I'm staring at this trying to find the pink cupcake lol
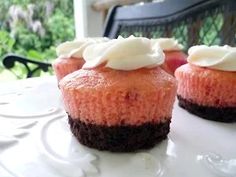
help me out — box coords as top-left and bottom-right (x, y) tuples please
(152, 38), (187, 75)
(59, 37), (177, 152)
(175, 45), (236, 122)
(53, 38), (109, 81)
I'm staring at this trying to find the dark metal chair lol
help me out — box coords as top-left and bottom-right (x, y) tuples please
(2, 54), (52, 78)
(104, 0), (236, 50)
(2, 0), (236, 78)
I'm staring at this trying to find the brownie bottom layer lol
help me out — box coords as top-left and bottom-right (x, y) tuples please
(68, 116), (170, 152)
(178, 95), (236, 122)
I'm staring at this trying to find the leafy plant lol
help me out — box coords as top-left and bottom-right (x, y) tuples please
(47, 9), (75, 45)
(0, 30), (15, 71)
(0, 0), (74, 79)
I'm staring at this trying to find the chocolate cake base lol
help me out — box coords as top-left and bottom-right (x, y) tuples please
(178, 95), (236, 122)
(68, 116), (170, 152)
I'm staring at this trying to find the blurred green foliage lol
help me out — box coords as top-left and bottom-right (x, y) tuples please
(0, 0), (75, 79)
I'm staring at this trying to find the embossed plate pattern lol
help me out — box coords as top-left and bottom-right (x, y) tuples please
(0, 76), (235, 177)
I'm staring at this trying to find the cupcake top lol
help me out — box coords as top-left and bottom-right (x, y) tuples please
(151, 38), (183, 51)
(82, 36), (165, 71)
(187, 45), (236, 71)
(56, 37), (109, 59)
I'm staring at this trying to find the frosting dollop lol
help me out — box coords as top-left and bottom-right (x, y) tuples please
(151, 38), (183, 51)
(82, 36), (165, 70)
(187, 45), (236, 71)
(56, 37), (109, 59)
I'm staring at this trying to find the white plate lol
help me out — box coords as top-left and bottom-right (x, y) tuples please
(0, 76), (235, 177)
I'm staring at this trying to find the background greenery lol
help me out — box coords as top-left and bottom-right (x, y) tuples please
(0, 0), (75, 80)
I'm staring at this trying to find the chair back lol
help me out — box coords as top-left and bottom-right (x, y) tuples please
(103, 0), (236, 50)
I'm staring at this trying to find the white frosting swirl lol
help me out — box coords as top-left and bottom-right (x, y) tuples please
(187, 45), (236, 71)
(82, 36), (165, 70)
(56, 37), (109, 59)
(151, 38), (183, 51)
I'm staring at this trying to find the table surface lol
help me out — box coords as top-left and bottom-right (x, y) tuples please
(0, 76), (235, 177)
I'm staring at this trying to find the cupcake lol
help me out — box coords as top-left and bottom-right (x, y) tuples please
(175, 45), (236, 122)
(59, 37), (177, 152)
(52, 37), (109, 81)
(152, 38), (187, 75)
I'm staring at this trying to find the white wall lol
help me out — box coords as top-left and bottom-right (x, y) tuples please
(73, 0), (104, 38)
